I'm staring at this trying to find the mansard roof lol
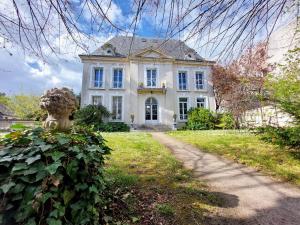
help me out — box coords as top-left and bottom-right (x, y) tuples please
(90, 36), (205, 61)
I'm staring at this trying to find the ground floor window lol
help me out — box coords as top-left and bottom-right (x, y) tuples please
(179, 97), (188, 120)
(112, 96), (122, 120)
(92, 96), (102, 105)
(196, 97), (206, 108)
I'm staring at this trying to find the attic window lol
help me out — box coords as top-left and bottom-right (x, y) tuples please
(188, 54), (192, 58)
(107, 50), (112, 54)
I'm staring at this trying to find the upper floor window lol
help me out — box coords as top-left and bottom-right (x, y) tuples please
(196, 97), (206, 108)
(179, 97), (188, 120)
(146, 69), (157, 87)
(178, 71), (187, 90)
(92, 96), (103, 105)
(113, 68), (123, 88)
(195, 72), (204, 90)
(112, 96), (123, 120)
(94, 68), (104, 88)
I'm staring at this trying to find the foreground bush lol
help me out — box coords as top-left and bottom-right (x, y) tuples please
(0, 127), (111, 225)
(256, 126), (300, 149)
(186, 108), (215, 130)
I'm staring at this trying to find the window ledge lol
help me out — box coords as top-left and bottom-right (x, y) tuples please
(177, 90), (190, 92)
(109, 88), (126, 91)
(194, 89), (208, 92)
(89, 87), (106, 90)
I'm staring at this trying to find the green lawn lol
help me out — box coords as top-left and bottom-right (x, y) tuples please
(167, 130), (300, 185)
(102, 132), (221, 225)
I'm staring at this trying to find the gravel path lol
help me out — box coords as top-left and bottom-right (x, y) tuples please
(151, 132), (300, 225)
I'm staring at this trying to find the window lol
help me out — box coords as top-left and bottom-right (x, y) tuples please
(196, 97), (206, 108)
(179, 97), (188, 120)
(94, 68), (104, 88)
(195, 72), (204, 89)
(112, 68), (123, 88)
(178, 71), (187, 90)
(112, 96), (122, 120)
(146, 69), (157, 87)
(92, 96), (102, 105)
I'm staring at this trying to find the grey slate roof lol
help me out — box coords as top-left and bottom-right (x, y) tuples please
(92, 36), (205, 61)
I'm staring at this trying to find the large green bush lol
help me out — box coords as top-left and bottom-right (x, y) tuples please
(256, 126), (300, 149)
(0, 127), (111, 225)
(217, 113), (235, 129)
(186, 108), (215, 130)
(97, 122), (130, 132)
(74, 104), (110, 127)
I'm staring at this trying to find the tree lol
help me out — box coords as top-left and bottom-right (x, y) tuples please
(266, 48), (300, 122)
(7, 95), (46, 120)
(212, 42), (270, 124)
(0, 0), (297, 59)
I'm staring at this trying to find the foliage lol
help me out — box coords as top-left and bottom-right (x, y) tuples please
(256, 126), (300, 149)
(186, 108), (215, 130)
(0, 93), (9, 106)
(6, 95), (46, 120)
(0, 127), (111, 225)
(97, 122), (130, 132)
(216, 113), (235, 129)
(74, 104), (110, 127)
(265, 48), (300, 122)
(212, 43), (269, 123)
(168, 130), (300, 185)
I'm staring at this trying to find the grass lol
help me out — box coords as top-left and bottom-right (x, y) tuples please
(167, 130), (300, 185)
(102, 132), (221, 225)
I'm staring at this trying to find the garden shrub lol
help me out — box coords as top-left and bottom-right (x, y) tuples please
(256, 125), (300, 148)
(0, 127), (111, 225)
(217, 113), (235, 129)
(74, 104), (110, 126)
(186, 108), (215, 130)
(97, 122), (130, 132)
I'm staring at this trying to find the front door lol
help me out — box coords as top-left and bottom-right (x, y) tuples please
(145, 97), (158, 123)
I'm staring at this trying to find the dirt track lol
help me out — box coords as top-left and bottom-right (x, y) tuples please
(152, 132), (300, 225)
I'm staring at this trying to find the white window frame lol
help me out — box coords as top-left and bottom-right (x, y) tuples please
(89, 93), (104, 106)
(110, 95), (124, 121)
(195, 71), (206, 90)
(177, 70), (188, 91)
(196, 96), (208, 108)
(90, 66), (105, 89)
(144, 66), (159, 88)
(178, 97), (189, 121)
(111, 67), (124, 89)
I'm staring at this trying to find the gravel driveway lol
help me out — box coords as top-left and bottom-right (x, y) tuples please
(152, 132), (300, 225)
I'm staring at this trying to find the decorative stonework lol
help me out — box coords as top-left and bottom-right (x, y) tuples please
(40, 87), (76, 130)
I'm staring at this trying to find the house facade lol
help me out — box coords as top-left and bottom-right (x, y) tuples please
(79, 36), (215, 128)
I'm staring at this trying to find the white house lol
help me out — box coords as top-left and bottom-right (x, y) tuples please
(79, 36), (216, 128)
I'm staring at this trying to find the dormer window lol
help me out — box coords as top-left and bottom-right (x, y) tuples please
(107, 49), (112, 54)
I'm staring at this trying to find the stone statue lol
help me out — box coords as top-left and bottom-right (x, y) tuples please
(40, 87), (76, 130)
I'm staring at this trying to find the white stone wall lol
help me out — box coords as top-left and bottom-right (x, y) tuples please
(80, 57), (215, 127)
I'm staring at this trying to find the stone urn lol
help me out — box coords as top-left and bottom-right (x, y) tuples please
(40, 87), (76, 131)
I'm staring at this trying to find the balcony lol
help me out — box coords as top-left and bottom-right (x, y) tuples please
(137, 83), (167, 94)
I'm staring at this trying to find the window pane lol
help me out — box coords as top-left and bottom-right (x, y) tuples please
(112, 96), (122, 120)
(179, 72), (187, 90)
(113, 68), (123, 88)
(197, 97), (205, 108)
(196, 72), (204, 89)
(179, 98), (188, 120)
(92, 96), (102, 105)
(94, 68), (103, 87)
